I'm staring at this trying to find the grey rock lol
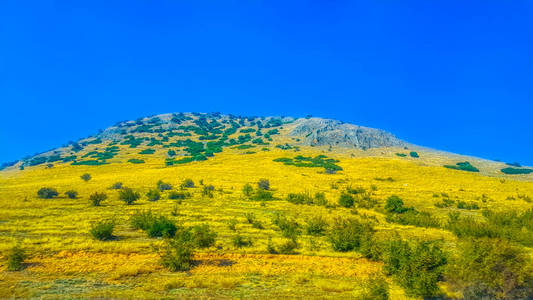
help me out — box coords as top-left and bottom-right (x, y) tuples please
(289, 118), (405, 149)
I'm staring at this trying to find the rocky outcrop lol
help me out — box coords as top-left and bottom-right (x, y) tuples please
(289, 118), (405, 150)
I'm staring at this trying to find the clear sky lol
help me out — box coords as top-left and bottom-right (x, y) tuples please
(1, 1), (531, 165)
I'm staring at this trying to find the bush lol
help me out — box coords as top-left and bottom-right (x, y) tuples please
(306, 216), (328, 236)
(157, 180), (172, 191)
(119, 187), (140, 205)
(384, 240), (447, 298)
(359, 274), (390, 300)
(65, 190), (78, 199)
(89, 219), (115, 241)
(159, 238), (193, 272)
(501, 167), (533, 175)
(202, 185), (215, 198)
(128, 158), (145, 164)
(146, 189), (161, 201)
(81, 173), (92, 182)
(169, 191), (188, 200)
(242, 183), (253, 197)
(130, 210), (177, 238)
(329, 218), (374, 252)
(181, 179), (195, 188)
(257, 178), (270, 190)
(444, 161), (480, 172)
(89, 192), (107, 206)
(409, 151), (419, 158)
(278, 239), (298, 254)
(446, 237), (533, 299)
(189, 224), (217, 248)
(384, 195), (409, 213)
(37, 187), (58, 199)
(252, 189), (274, 201)
(233, 234), (252, 248)
(287, 192), (314, 205)
(272, 214), (300, 240)
(386, 210), (441, 228)
(6, 246), (27, 271)
(338, 193), (354, 208)
(110, 182), (123, 189)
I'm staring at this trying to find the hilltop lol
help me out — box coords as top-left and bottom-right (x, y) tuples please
(2, 112), (531, 179)
(0, 113), (532, 299)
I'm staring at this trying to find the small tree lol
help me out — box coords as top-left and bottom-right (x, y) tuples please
(89, 192), (107, 206)
(202, 185), (215, 198)
(338, 193), (354, 208)
(233, 234), (252, 248)
(119, 187), (140, 205)
(65, 190), (78, 199)
(242, 183), (253, 197)
(81, 173), (92, 182)
(157, 180), (172, 191)
(110, 182), (123, 189)
(385, 195), (407, 213)
(146, 189), (161, 201)
(6, 245), (27, 271)
(37, 187), (58, 199)
(258, 179), (270, 190)
(89, 219), (115, 241)
(159, 238), (193, 272)
(181, 179), (195, 188)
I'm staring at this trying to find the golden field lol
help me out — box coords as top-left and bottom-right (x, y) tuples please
(1, 140), (532, 299)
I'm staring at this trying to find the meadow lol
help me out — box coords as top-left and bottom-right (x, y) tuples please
(1, 114), (532, 299)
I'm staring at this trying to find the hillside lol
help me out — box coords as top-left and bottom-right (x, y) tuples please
(1, 112), (532, 299)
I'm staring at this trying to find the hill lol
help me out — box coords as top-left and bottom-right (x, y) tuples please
(1, 112), (532, 299)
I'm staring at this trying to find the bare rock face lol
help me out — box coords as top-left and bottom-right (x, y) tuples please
(289, 118), (405, 150)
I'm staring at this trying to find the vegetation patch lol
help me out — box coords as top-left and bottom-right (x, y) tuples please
(501, 167), (533, 175)
(128, 159), (145, 164)
(273, 155), (342, 172)
(444, 161), (480, 172)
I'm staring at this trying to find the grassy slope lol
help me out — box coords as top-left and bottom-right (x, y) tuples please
(1, 141), (532, 298)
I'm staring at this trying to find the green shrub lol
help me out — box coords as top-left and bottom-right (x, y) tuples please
(81, 173), (92, 182)
(89, 192), (107, 206)
(37, 187), (58, 199)
(6, 246), (27, 271)
(110, 182), (123, 189)
(314, 192), (328, 206)
(157, 180), (172, 191)
(119, 188), (140, 205)
(242, 183), (253, 197)
(395, 153), (407, 157)
(277, 239), (298, 254)
(444, 161), (480, 172)
(446, 237), (533, 299)
(65, 190), (78, 199)
(338, 193), (354, 208)
(146, 189), (161, 201)
(128, 158), (145, 164)
(286, 192), (314, 205)
(169, 191), (188, 200)
(189, 224), (217, 248)
(181, 179), (195, 188)
(233, 234), (252, 248)
(384, 195), (409, 213)
(409, 151), (419, 158)
(89, 219), (115, 241)
(159, 238), (193, 272)
(359, 274), (390, 300)
(329, 218), (374, 252)
(272, 214), (300, 240)
(306, 216), (328, 236)
(130, 210), (177, 238)
(258, 179), (270, 190)
(386, 210), (441, 228)
(139, 149), (155, 155)
(252, 189), (274, 201)
(384, 240), (446, 298)
(501, 167), (533, 175)
(202, 185), (215, 198)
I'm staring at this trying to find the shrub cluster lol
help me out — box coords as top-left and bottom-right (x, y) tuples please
(130, 210), (177, 238)
(37, 187), (58, 199)
(90, 219), (115, 241)
(89, 192), (107, 206)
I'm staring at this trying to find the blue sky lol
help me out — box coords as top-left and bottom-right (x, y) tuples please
(1, 1), (531, 165)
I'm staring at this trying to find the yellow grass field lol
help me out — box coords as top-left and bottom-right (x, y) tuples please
(1, 142), (532, 299)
